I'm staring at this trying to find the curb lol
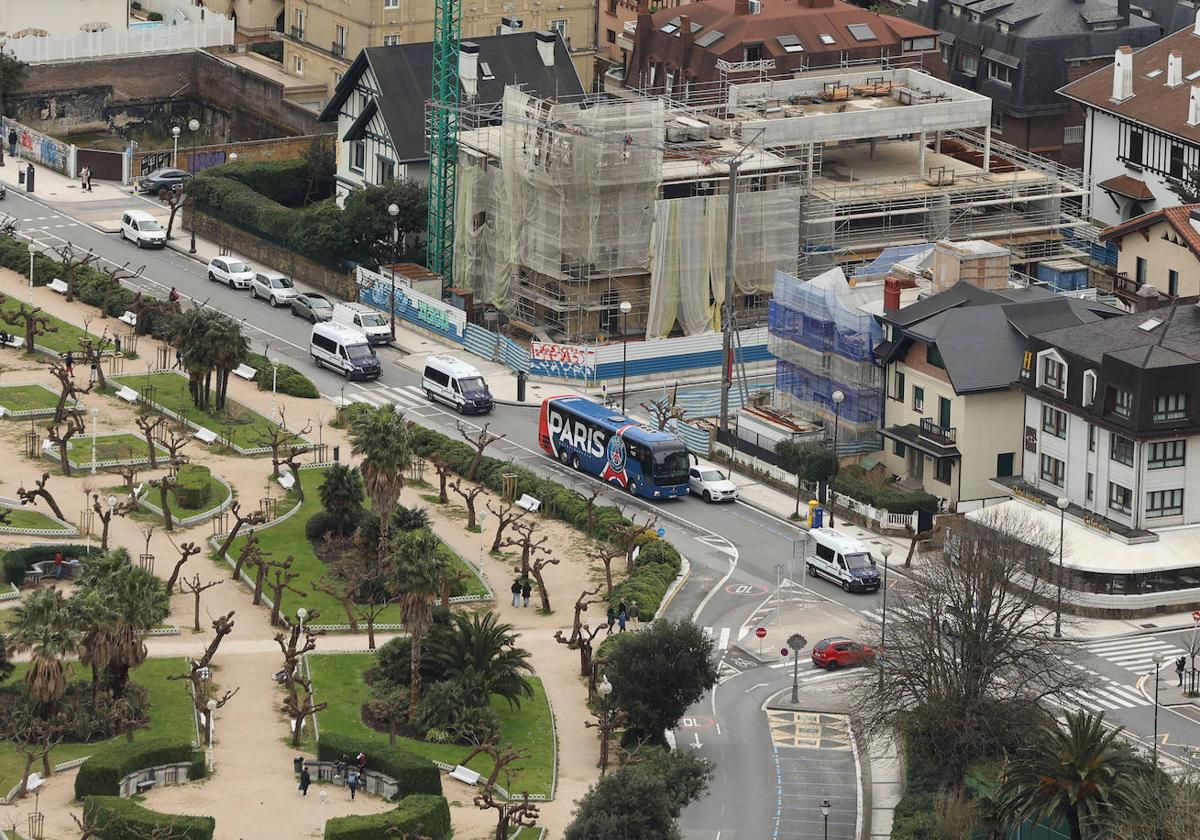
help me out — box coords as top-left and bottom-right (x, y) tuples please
(657, 556), (692, 618)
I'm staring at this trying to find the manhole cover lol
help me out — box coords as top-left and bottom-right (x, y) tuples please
(1140, 623), (1158, 629)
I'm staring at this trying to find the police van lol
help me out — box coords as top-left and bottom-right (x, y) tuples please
(309, 322), (381, 381)
(805, 528), (881, 593)
(422, 355), (493, 414)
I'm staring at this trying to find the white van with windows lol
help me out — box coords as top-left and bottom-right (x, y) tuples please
(422, 355), (493, 414)
(332, 302), (392, 345)
(805, 528), (881, 593)
(120, 210), (166, 249)
(310, 322), (381, 381)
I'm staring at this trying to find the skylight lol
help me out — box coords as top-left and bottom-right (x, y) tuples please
(660, 17), (680, 34)
(819, 33), (836, 45)
(776, 34), (804, 53)
(1186, 69), (1200, 81)
(1145, 69), (1163, 79)
(1138, 318), (1163, 332)
(480, 61), (494, 80)
(695, 29), (725, 47)
(847, 23), (877, 42)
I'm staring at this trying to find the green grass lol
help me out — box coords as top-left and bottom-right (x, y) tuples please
(0, 298), (112, 356)
(66, 433), (167, 464)
(309, 654), (555, 797)
(0, 506), (69, 530)
(0, 658), (193, 795)
(111, 372), (279, 451)
(163, 473), (230, 518)
(0, 384), (60, 413)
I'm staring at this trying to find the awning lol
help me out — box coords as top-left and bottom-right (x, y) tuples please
(939, 31), (956, 46)
(1097, 174), (1155, 201)
(982, 48), (1019, 69)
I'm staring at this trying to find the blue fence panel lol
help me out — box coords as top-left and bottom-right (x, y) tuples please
(499, 337), (530, 373)
(593, 343), (771, 381)
(668, 418), (713, 455)
(463, 323), (500, 363)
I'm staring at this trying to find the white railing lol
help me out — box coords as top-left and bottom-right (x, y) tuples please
(8, 17), (234, 63)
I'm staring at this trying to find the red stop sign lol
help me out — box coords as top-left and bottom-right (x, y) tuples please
(755, 627), (767, 639)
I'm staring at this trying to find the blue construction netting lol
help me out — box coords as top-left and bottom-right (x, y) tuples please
(769, 274), (883, 364)
(774, 360), (881, 427)
(851, 244), (933, 281)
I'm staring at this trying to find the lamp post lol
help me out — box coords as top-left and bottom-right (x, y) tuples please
(90, 407), (100, 474)
(788, 632), (806, 703)
(205, 698), (217, 746)
(387, 202), (400, 341)
(619, 301), (632, 412)
(1054, 495), (1069, 639)
(0, 38), (8, 169)
(297, 606), (308, 637)
(1153, 651), (1164, 765)
(270, 359), (279, 423)
(828, 390), (844, 527)
(187, 118), (200, 254)
(28, 243), (35, 288)
(171, 125), (181, 169)
(596, 673), (614, 774)
(821, 799), (831, 840)
(879, 544), (892, 691)
(318, 789), (328, 830)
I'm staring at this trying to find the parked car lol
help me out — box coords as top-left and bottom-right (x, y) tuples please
(688, 465), (739, 502)
(120, 210), (166, 249)
(291, 293), (335, 322)
(207, 257), (255, 289)
(811, 637), (876, 670)
(251, 271), (299, 307)
(138, 168), (191, 195)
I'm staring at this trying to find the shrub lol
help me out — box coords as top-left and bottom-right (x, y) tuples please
(323, 794), (451, 840)
(174, 464), (213, 510)
(4, 544), (91, 583)
(316, 732), (442, 799)
(74, 738), (202, 799)
(393, 504), (430, 533)
(833, 465), (937, 515)
(413, 677), (499, 740)
(634, 538), (681, 571)
(82, 796), (214, 840)
(244, 352), (319, 399)
(58, 683), (148, 742)
(249, 40), (284, 62)
(3, 552), (25, 585)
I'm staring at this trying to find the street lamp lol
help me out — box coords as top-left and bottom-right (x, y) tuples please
(879, 544), (892, 691)
(821, 799), (831, 840)
(828, 390), (844, 527)
(1153, 651), (1164, 765)
(205, 698), (217, 746)
(619, 301), (632, 412)
(171, 125), (181, 169)
(0, 37), (8, 169)
(1054, 496), (1069, 639)
(297, 606), (308, 636)
(187, 118), (200, 254)
(28, 243), (35, 288)
(788, 632), (806, 703)
(596, 673), (614, 774)
(90, 407), (100, 474)
(387, 202), (400, 341)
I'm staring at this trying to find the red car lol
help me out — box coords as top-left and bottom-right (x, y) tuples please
(811, 637), (876, 670)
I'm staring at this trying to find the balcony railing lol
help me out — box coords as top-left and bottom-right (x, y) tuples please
(1112, 270), (1177, 302)
(290, 25), (304, 40)
(332, 41), (346, 58)
(919, 417), (957, 447)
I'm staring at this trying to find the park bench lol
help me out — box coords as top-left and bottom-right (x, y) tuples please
(115, 385), (140, 403)
(233, 363), (257, 381)
(135, 777), (156, 793)
(277, 471), (296, 491)
(118, 311), (138, 327)
(47, 279), (69, 295)
(515, 494), (541, 514)
(2, 334), (23, 349)
(193, 428), (218, 445)
(449, 765), (481, 786)
(25, 773), (44, 793)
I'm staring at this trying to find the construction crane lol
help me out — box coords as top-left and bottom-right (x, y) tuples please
(427, 0), (461, 282)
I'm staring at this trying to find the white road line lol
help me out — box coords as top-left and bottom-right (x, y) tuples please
(717, 627), (731, 650)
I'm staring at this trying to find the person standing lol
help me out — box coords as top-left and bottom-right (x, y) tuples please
(346, 767), (359, 800)
(7, 128), (16, 158)
(79, 166), (90, 191)
(53, 551), (64, 580)
(618, 608), (627, 633)
(356, 751), (367, 772)
(606, 605), (617, 634)
(63, 351), (74, 376)
(298, 766), (311, 797)
(85, 167), (93, 192)
(1177, 656), (1187, 688)
(629, 600), (640, 630)
(521, 579), (532, 608)
(511, 578), (521, 608)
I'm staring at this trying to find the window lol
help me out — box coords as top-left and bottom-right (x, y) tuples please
(996, 452), (1014, 478)
(1040, 454), (1065, 486)
(1110, 434), (1134, 466)
(819, 33), (835, 45)
(480, 61), (494, 79)
(776, 35), (804, 54)
(1154, 393), (1187, 421)
(743, 43), (763, 62)
(1171, 144), (1186, 180)
(893, 439), (906, 457)
(1083, 370), (1097, 408)
(1088, 423), (1096, 452)
(1108, 482), (1132, 514)
(927, 344), (945, 369)
(934, 458), (952, 484)
(938, 396), (951, 430)
(384, 0), (398, 7)
(1147, 489), (1184, 517)
(1128, 128), (1144, 165)
(1169, 269), (1180, 297)
(335, 24), (346, 47)
(293, 55), (304, 74)
(333, 72), (343, 87)
(1042, 405), (1066, 438)
(958, 53), (978, 77)
(991, 110), (1003, 132)
(606, 29), (616, 43)
(383, 34), (400, 45)
(550, 18), (568, 39)
(1149, 440), (1186, 469)
(1136, 256), (1147, 285)
(1041, 356), (1065, 392)
(987, 62), (1013, 84)
(913, 385), (924, 412)
(377, 156), (395, 182)
(894, 370), (906, 401)
(1064, 125), (1084, 145)
(1086, 472), (1094, 501)
(607, 0), (617, 13)
(293, 8), (305, 38)
(847, 23), (877, 41)
(1113, 388), (1133, 418)
(350, 141), (365, 173)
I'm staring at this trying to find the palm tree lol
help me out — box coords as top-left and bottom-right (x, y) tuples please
(998, 710), (1149, 840)
(8, 588), (81, 711)
(349, 404), (411, 552)
(208, 313), (249, 411)
(319, 464), (365, 534)
(389, 529), (445, 721)
(71, 587), (118, 703)
(425, 611), (534, 709)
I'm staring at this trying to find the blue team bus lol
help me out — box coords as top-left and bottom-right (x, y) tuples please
(538, 396), (690, 499)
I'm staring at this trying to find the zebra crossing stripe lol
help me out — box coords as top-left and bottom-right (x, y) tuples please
(717, 628), (730, 650)
(1085, 638), (1175, 653)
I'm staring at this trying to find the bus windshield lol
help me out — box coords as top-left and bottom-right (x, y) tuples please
(652, 444), (690, 486)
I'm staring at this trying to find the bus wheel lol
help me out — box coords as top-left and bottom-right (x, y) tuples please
(626, 481), (637, 495)
(558, 449), (569, 465)
(571, 455), (581, 471)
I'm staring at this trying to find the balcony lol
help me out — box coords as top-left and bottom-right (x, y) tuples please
(332, 41), (346, 58)
(1112, 271), (1176, 306)
(290, 25), (304, 40)
(919, 417), (956, 447)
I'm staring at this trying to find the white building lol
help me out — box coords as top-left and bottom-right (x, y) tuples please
(1, 0), (128, 36)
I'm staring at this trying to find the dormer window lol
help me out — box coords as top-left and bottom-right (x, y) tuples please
(1036, 350), (1066, 394)
(1082, 370), (1097, 407)
(1154, 393), (1187, 421)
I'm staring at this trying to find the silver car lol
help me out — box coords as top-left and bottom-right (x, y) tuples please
(290, 293), (335, 322)
(251, 271), (299, 307)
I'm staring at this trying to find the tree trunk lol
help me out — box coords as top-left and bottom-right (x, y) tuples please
(40, 492), (66, 522)
(366, 612), (377, 651)
(408, 633), (423, 722)
(438, 471), (448, 504)
(290, 713), (303, 747)
(464, 497), (477, 530)
(144, 431), (158, 469)
(193, 591), (202, 631)
(252, 562), (266, 605)
(99, 516), (110, 552)
(17, 754), (33, 797)
(533, 568), (550, 612)
(57, 441), (72, 476)
(160, 483), (173, 531)
(25, 320), (35, 354)
(291, 465), (304, 502)
(55, 388), (70, 423)
(1067, 808), (1082, 840)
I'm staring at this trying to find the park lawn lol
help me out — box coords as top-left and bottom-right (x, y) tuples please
(0, 657), (193, 795)
(0, 297), (111, 356)
(111, 372), (279, 451)
(0, 384), (59, 413)
(66, 433), (167, 464)
(164, 473), (230, 519)
(0, 506), (69, 530)
(308, 653), (555, 797)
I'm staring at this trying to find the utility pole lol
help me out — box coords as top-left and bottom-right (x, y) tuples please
(718, 156), (740, 437)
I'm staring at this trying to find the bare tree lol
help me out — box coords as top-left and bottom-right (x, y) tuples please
(320, 534), (395, 649)
(572, 485), (604, 534)
(527, 554), (559, 613)
(161, 419), (192, 467)
(275, 610), (327, 747)
(18, 472), (66, 521)
(216, 502), (265, 563)
(230, 531), (262, 583)
(46, 412), (85, 476)
(0, 299), (56, 354)
(104, 460), (141, 497)
(0, 704), (64, 797)
(595, 545), (623, 596)
(77, 331), (113, 390)
(255, 413), (313, 482)
(465, 734), (539, 840)
(614, 508), (659, 573)
(150, 474), (178, 531)
(439, 564), (469, 610)
(179, 574), (222, 632)
(111, 696), (152, 743)
(554, 585), (604, 676)
(450, 478), (485, 531)
(165, 540), (201, 595)
(136, 415), (167, 469)
(91, 492), (134, 552)
(163, 183), (188, 239)
(310, 572), (360, 633)
(641, 394), (686, 432)
(487, 499), (527, 553)
(139, 523), (156, 557)
(50, 243), (100, 303)
(430, 455), (452, 504)
(264, 554), (307, 628)
(168, 611), (239, 746)
(457, 421), (505, 482)
(499, 519), (550, 578)
(48, 360), (92, 422)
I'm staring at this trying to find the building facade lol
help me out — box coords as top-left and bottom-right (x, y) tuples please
(1099, 204), (1200, 306)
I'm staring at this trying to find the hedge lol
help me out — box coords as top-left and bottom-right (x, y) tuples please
(323, 794), (451, 840)
(3, 553), (25, 585)
(82, 797), (214, 840)
(405, 424), (682, 618)
(316, 732), (442, 799)
(74, 737), (203, 800)
(833, 465), (938, 515)
(4, 543), (91, 583)
(206, 159), (311, 207)
(244, 351), (319, 399)
(175, 464), (213, 510)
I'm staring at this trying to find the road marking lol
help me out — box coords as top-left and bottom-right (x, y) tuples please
(718, 627), (730, 650)
(691, 733), (702, 748)
(746, 682), (769, 692)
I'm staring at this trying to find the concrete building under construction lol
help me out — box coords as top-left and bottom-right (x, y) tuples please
(450, 60), (1094, 344)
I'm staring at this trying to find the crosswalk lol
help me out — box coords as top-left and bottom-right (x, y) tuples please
(702, 626), (734, 651)
(337, 384), (431, 411)
(1083, 636), (1189, 675)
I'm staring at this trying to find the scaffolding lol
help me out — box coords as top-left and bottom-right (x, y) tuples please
(768, 268), (883, 455)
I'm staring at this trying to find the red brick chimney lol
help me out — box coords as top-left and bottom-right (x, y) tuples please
(734, 0), (750, 16)
(680, 13), (694, 65)
(884, 277), (902, 313)
(635, 0), (654, 87)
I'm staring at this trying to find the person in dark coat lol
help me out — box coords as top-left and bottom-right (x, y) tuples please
(511, 578), (521, 607)
(7, 128), (16, 158)
(521, 579), (532, 608)
(1177, 656), (1187, 688)
(356, 751), (367, 772)
(346, 767), (360, 800)
(606, 605), (617, 634)
(298, 767), (311, 796)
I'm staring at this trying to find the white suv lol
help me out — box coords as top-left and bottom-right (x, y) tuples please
(688, 465), (739, 502)
(251, 271), (299, 307)
(207, 257), (255, 289)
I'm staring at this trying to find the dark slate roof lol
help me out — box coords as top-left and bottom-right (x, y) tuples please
(318, 32), (584, 163)
(1035, 300), (1200, 368)
(881, 280), (1000, 328)
(904, 0), (1173, 119)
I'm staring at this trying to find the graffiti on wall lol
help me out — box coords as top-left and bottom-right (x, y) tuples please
(16, 127), (71, 176)
(189, 150), (227, 173)
(140, 150), (172, 176)
(530, 341), (596, 378)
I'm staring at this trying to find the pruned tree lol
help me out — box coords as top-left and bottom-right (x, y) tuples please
(275, 609), (327, 747)
(77, 331), (113, 390)
(554, 585), (604, 676)
(216, 502), (265, 563)
(168, 611), (239, 745)
(46, 411), (85, 476)
(244, 542), (274, 606)
(91, 492), (134, 552)
(230, 530), (262, 582)
(17, 472), (66, 521)
(527, 555), (559, 613)
(438, 564), (469, 610)
(499, 519), (550, 578)
(0, 702), (64, 797)
(161, 418), (192, 467)
(255, 412), (313, 482)
(365, 685), (408, 747)
(595, 545), (623, 596)
(111, 696), (152, 743)
(163, 182), (188, 239)
(48, 359), (92, 422)
(139, 523), (156, 557)
(321, 533), (394, 649)
(487, 499), (527, 553)
(179, 574), (222, 632)
(51, 243), (100, 303)
(0, 299), (56, 354)
(450, 478), (485, 531)
(641, 393), (686, 432)
(457, 421), (505, 482)
(264, 554), (307, 628)
(73, 808), (199, 840)
(165, 540), (201, 595)
(150, 474), (178, 531)
(466, 734), (538, 840)
(136, 415), (167, 469)
(430, 455), (452, 504)
(311, 571), (360, 633)
(614, 508), (659, 573)
(104, 460), (141, 497)
(571, 485), (604, 535)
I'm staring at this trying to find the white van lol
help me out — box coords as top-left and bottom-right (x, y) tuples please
(120, 210), (166, 249)
(422, 355), (493, 414)
(805, 528), (881, 593)
(332, 302), (392, 346)
(310, 322), (381, 381)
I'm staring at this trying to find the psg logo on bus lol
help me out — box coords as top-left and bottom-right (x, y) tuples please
(600, 433), (629, 488)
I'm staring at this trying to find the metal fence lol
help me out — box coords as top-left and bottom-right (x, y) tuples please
(7, 17), (234, 63)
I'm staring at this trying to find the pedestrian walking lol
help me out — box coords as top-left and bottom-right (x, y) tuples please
(298, 767), (311, 796)
(7, 127), (16, 158)
(356, 751), (367, 772)
(606, 605), (617, 634)
(521, 579), (532, 608)
(174, 349), (183, 370)
(1177, 656), (1187, 688)
(53, 551), (64, 580)
(618, 601), (627, 619)
(629, 600), (640, 630)
(335, 756), (347, 780)
(618, 609), (627, 633)
(89, 360), (99, 385)
(63, 351), (74, 376)
(85, 168), (93, 192)
(511, 578), (521, 608)
(346, 768), (360, 800)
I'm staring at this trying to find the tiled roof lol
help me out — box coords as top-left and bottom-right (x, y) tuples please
(1096, 174), (1155, 201)
(1099, 204), (1200, 258)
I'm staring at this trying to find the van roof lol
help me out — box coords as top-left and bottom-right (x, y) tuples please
(809, 528), (872, 554)
(424, 354), (482, 377)
(313, 322), (371, 343)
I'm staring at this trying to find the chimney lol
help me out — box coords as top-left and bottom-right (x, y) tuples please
(500, 16), (523, 34)
(1189, 85), (1200, 126)
(884, 277), (902, 313)
(459, 41), (480, 100)
(1118, 0), (1130, 24)
(1194, 7), (1200, 36)
(735, 0), (750, 15)
(1168, 50), (1183, 87)
(1134, 283), (1161, 312)
(535, 30), (556, 67)
(1111, 46), (1133, 101)
(680, 13), (694, 52)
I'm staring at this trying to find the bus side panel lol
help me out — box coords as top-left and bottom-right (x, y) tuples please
(538, 399), (554, 456)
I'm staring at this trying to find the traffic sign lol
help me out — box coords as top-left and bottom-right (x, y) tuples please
(787, 633), (808, 651)
(657, 527), (666, 537)
(755, 627), (767, 639)
(781, 648), (790, 657)
(1193, 609), (1200, 624)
